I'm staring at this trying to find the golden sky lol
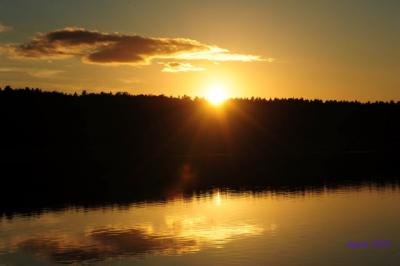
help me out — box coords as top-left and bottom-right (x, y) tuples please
(0, 0), (399, 101)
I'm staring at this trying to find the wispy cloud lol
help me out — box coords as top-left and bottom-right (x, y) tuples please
(27, 69), (63, 78)
(0, 67), (16, 72)
(174, 47), (262, 62)
(0, 67), (63, 78)
(162, 62), (205, 73)
(0, 22), (12, 33)
(1, 27), (266, 70)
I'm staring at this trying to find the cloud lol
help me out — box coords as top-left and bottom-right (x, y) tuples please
(0, 22), (12, 33)
(0, 67), (63, 78)
(2, 27), (264, 68)
(174, 47), (262, 62)
(27, 69), (63, 78)
(10, 221), (264, 264)
(14, 227), (198, 264)
(0, 67), (16, 72)
(162, 62), (205, 73)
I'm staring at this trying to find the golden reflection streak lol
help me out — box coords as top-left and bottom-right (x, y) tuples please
(3, 191), (268, 263)
(215, 191), (222, 205)
(164, 214), (264, 248)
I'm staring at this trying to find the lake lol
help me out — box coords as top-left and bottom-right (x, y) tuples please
(1, 184), (400, 265)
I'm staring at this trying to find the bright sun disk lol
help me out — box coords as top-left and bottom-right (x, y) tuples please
(206, 84), (228, 106)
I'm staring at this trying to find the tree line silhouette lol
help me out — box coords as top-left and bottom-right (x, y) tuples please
(0, 86), (399, 213)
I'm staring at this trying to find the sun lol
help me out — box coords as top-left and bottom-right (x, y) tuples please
(206, 84), (228, 106)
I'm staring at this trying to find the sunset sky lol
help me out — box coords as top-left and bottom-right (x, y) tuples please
(0, 0), (399, 101)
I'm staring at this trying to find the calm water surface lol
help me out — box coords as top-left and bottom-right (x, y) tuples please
(1, 185), (400, 265)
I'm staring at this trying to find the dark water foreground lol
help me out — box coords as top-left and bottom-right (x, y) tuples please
(1, 151), (399, 217)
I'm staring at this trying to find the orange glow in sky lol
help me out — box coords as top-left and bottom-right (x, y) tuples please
(0, 1), (399, 101)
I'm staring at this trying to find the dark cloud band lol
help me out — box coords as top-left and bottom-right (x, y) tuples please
(3, 27), (264, 67)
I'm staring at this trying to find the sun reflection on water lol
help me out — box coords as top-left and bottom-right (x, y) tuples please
(215, 191), (222, 205)
(2, 186), (400, 265)
(0, 190), (268, 264)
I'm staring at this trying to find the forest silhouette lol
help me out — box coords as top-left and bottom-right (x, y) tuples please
(0, 86), (399, 215)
